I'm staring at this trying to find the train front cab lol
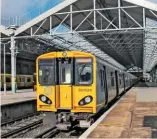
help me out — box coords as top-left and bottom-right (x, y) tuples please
(36, 51), (97, 129)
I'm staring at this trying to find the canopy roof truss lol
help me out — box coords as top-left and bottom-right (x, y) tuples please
(1, 0), (157, 72)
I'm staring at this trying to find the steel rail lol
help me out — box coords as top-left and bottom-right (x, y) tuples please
(43, 129), (59, 138)
(1, 119), (43, 138)
(34, 126), (57, 138)
(1, 112), (40, 127)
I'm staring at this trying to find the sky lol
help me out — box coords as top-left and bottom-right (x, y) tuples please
(1, 0), (46, 18)
(1, 0), (157, 18)
(1, 0), (62, 18)
(0, 0), (157, 26)
(147, 0), (157, 3)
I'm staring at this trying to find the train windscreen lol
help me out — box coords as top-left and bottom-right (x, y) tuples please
(75, 58), (93, 85)
(38, 59), (55, 85)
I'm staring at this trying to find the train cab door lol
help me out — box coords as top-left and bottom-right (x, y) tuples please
(103, 66), (108, 104)
(58, 58), (73, 109)
(123, 73), (126, 90)
(115, 70), (119, 97)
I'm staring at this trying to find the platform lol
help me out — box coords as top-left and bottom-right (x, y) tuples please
(1, 89), (36, 106)
(80, 87), (157, 138)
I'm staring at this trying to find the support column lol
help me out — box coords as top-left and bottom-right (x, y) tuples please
(118, 0), (121, 29)
(93, 0), (96, 30)
(0, 42), (1, 90)
(3, 44), (6, 94)
(143, 8), (146, 28)
(70, 5), (73, 32)
(50, 16), (52, 34)
(15, 48), (17, 90)
(10, 36), (16, 93)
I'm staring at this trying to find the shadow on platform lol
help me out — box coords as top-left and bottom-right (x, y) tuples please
(143, 116), (157, 138)
(135, 82), (157, 87)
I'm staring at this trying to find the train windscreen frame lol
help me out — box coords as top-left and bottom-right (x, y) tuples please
(38, 59), (55, 85)
(75, 58), (93, 85)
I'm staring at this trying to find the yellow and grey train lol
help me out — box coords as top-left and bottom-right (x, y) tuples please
(36, 51), (137, 130)
(0, 74), (36, 90)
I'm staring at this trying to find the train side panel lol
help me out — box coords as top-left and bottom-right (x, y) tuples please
(106, 67), (117, 102)
(25, 75), (33, 88)
(96, 62), (106, 112)
(124, 74), (129, 90)
(1, 74), (36, 90)
(118, 72), (125, 95)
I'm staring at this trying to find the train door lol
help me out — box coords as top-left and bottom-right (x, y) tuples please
(115, 70), (119, 96)
(58, 58), (73, 109)
(103, 66), (108, 104)
(123, 73), (126, 90)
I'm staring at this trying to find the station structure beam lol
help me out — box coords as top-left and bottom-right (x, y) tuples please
(0, 0), (157, 86)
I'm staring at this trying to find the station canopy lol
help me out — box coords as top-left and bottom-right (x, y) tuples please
(1, 0), (157, 72)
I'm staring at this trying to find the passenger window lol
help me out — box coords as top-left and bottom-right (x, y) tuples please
(110, 72), (114, 86)
(1, 75), (3, 81)
(110, 72), (113, 76)
(20, 77), (25, 82)
(6, 77), (11, 82)
(61, 67), (71, 84)
(100, 70), (103, 87)
(100, 70), (104, 87)
(111, 78), (114, 86)
(78, 66), (92, 84)
(119, 79), (121, 84)
(23, 77), (25, 82)
(27, 77), (31, 82)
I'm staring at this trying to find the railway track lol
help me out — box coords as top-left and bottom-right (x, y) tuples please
(34, 127), (59, 138)
(34, 127), (82, 138)
(1, 119), (43, 138)
(33, 91), (129, 138)
(1, 89), (132, 138)
(1, 112), (40, 126)
(34, 125), (86, 138)
(1, 113), (43, 138)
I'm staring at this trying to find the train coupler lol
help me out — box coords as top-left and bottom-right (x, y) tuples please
(79, 120), (91, 128)
(56, 123), (71, 130)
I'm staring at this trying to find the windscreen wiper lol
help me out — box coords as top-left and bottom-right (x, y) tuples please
(79, 64), (86, 75)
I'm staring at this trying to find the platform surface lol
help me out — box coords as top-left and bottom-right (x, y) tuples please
(87, 87), (157, 138)
(0, 89), (36, 105)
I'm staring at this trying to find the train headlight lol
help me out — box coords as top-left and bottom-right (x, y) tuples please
(85, 97), (91, 103)
(80, 101), (84, 105)
(78, 95), (93, 106)
(39, 95), (52, 104)
(41, 96), (46, 102)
